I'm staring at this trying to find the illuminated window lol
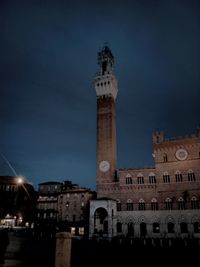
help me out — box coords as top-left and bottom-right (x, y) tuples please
(153, 222), (160, 233)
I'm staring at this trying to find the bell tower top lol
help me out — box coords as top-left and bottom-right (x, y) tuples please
(95, 44), (118, 100)
(97, 44), (114, 75)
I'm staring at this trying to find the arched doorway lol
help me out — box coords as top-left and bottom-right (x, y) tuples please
(94, 207), (108, 236)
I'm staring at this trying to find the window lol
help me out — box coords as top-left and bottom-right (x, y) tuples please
(163, 172), (170, 183)
(149, 173), (156, 184)
(178, 197), (185, 210)
(180, 222), (188, 233)
(153, 223), (160, 233)
(117, 200), (122, 211)
(165, 198), (173, 210)
(193, 222), (200, 233)
(167, 222), (175, 233)
(191, 196), (199, 209)
(137, 174), (144, 184)
(126, 174), (132, 184)
(163, 153), (168, 162)
(151, 198), (158, 210)
(175, 171), (182, 182)
(188, 170), (196, 182)
(126, 199), (133, 211)
(138, 199), (145, 210)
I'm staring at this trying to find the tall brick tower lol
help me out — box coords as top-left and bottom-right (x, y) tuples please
(95, 45), (118, 197)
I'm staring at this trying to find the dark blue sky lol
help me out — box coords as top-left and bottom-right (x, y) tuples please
(1, 0), (200, 190)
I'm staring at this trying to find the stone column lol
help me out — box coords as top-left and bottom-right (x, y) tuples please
(55, 232), (72, 267)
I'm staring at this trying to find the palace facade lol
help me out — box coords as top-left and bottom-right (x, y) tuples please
(89, 45), (200, 239)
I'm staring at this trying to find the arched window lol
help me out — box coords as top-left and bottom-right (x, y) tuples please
(165, 198), (173, 210)
(163, 172), (170, 183)
(127, 222), (134, 236)
(177, 197), (185, 210)
(125, 174), (133, 184)
(175, 170), (182, 182)
(163, 153), (168, 162)
(138, 199), (145, 210)
(140, 222), (147, 237)
(116, 199), (122, 211)
(137, 173), (144, 184)
(151, 198), (158, 210)
(126, 199), (133, 211)
(149, 172), (156, 184)
(153, 222), (160, 233)
(167, 222), (175, 233)
(188, 170), (196, 182)
(180, 222), (188, 233)
(193, 222), (200, 233)
(191, 196), (199, 209)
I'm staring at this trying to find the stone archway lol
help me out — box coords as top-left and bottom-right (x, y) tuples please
(94, 207), (108, 236)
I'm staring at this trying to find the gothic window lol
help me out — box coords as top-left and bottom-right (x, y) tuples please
(165, 198), (173, 210)
(138, 199), (145, 210)
(149, 173), (156, 184)
(116, 199), (122, 211)
(191, 196), (199, 209)
(193, 222), (200, 233)
(188, 170), (196, 182)
(175, 171), (183, 182)
(140, 222), (147, 237)
(151, 198), (158, 210)
(153, 222), (160, 233)
(163, 172), (170, 183)
(180, 222), (188, 233)
(127, 222), (134, 236)
(126, 174), (133, 184)
(177, 197), (185, 210)
(167, 222), (175, 233)
(137, 173), (144, 184)
(163, 153), (168, 162)
(126, 199), (133, 211)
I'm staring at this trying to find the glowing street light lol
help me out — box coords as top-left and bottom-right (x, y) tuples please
(17, 176), (24, 184)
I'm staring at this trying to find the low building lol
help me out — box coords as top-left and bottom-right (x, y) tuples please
(36, 180), (95, 236)
(0, 176), (36, 228)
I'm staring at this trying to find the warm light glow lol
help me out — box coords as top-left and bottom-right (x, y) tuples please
(17, 176), (24, 184)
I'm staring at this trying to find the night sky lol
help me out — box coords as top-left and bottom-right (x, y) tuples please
(1, 0), (200, 190)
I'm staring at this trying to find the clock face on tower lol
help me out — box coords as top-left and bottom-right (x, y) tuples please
(99, 161), (110, 172)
